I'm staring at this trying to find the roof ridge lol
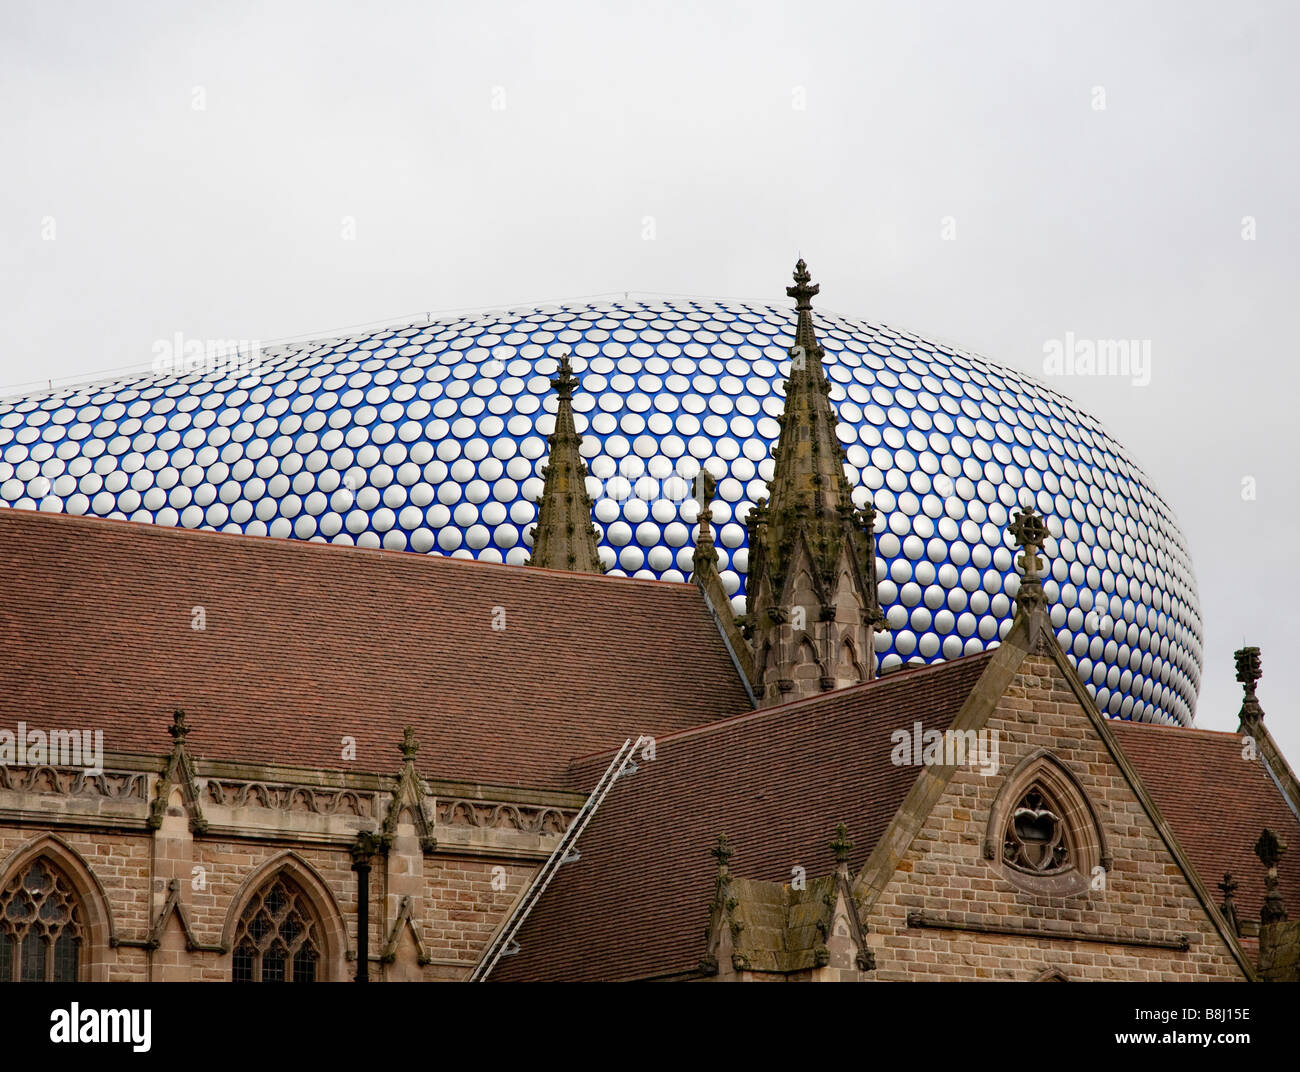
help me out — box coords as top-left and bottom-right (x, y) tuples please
(1110, 719), (1244, 742)
(0, 509), (700, 592)
(566, 648), (996, 769)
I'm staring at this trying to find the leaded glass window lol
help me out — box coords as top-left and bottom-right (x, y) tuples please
(230, 874), (321, 982)
(0, 859), (84, 982)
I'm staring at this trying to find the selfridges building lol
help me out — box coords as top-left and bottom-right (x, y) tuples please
(0, 289), (1203, 726)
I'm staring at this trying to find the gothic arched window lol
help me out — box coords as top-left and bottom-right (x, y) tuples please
(231, 873), (322, 982)
(984, 750), (1111, 897)
(0, 858), (84, 982)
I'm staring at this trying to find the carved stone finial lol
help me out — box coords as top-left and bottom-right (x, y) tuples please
(1236, 646), (1262, 692)
(829, 822), (854, 865)
(1218, 872), (1241, 936)
(168, 709), (190, 741)
(1008, 506), (1049, 608)
(1256, 827), (1286, 870)
(785, 258), (823, 364)
(1218, 871), (1238, 901)
(710, 833), (734, 871)
(1235, 646), (1264, 722)
(551, 354), (579, 402)
(786, 257), (820, 311)
(1256, 828), (1288, 925)
(400, 726), (419, 762)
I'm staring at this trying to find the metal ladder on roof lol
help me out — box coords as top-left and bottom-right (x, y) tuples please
(468, 735), (647, 981)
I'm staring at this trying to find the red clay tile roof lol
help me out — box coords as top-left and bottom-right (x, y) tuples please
(1111, 719), (1300, 926)
(0, 510), (752, 790)
(494, 652), (994, 981)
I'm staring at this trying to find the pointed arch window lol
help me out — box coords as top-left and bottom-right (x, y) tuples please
(0, 858), (84, 982)
(984, 750), (1110, 897)
(231, 873), (322, 983)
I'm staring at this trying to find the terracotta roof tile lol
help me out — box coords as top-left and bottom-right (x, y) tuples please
(495, 652), (993, 980)
(0, 510), (751, 790)
(1111, 720), (1300, 926)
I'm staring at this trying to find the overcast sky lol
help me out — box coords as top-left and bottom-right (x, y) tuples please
(2, 0), (1296, 756)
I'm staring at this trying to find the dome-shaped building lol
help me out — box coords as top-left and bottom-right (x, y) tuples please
(0, 278), (1203, 725)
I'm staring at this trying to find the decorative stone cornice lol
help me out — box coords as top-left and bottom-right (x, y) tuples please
(0, 717), (581, 857)
(0, 764), (146, 800)
(205, 780), (378, 817)
(434, 798), (573, 835)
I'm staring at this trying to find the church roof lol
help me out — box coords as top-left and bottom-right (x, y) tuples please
(1110, 720), (1300, 926)
(0, 509), (752, 791)
(494, 651), (995, 981)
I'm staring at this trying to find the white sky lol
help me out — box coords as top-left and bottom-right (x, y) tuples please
(2, 0), (1297, 757)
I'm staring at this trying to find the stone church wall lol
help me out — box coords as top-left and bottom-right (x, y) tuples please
(863, 656), (1247, 981)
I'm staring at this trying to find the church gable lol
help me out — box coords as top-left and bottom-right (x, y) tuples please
(494, 652), (993, 981)
(860, 648), (1250, 981)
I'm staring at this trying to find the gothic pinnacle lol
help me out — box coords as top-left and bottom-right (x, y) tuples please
(528, 354), (604, 573)
(750, 259), (868, 583)
(744, 260), (883, 702)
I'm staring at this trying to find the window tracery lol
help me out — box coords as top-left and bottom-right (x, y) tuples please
(231, 874), (321, 983)
(0, 858), (84, 982)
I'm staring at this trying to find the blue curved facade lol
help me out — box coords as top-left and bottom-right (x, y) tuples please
(0, 298), (1202, 725)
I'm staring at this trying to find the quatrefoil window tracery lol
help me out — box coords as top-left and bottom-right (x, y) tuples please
(1003, 786), (1071, 875)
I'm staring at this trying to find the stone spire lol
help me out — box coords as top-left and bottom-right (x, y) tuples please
(744, 259), (882, 705)
(756, 259), (865, 566)
(528, 355), (604, 573)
